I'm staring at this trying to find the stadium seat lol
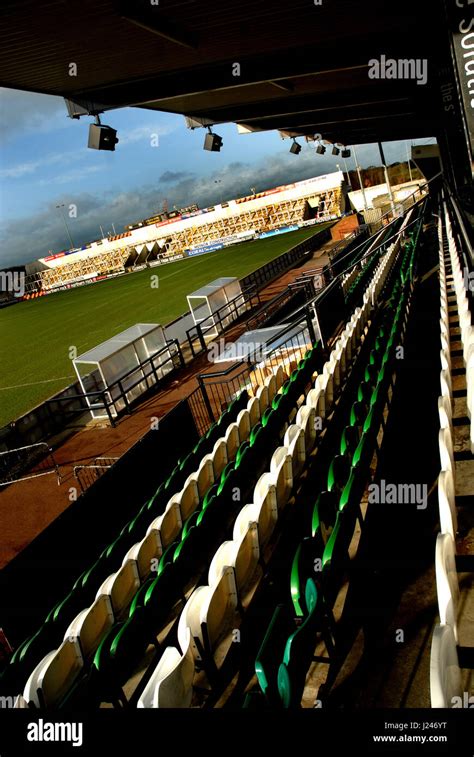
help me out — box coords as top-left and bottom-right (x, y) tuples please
(270, 446), (293, 510)
(255, 604), (295, 707)
(438, 469), (458, 538)
(96, 561), (140, 619)
(147, 500), (182, 549)
(247, 396), (261, 427)
(435, 533), (461, 642)
(208, 521), (259, 597)
(224, 422), (240, 460)
(430, 624), (462, 708)
(233, 477), (278, 549)
(64, 595), (114, 663)
(123, 530), (162, 581)
(284, 424), (306, 478)
(439, 427), (455, 473)
(137, 628), (195, 709)
(23, 639), (83, 708)
(295, 405), (317, 455)
(184, 458), (214, 502)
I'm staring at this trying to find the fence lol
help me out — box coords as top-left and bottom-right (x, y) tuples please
(73, 457), (119, 493)
(0, 442), (61, 487)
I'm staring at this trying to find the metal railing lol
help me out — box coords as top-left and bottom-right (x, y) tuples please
(73, 456), (119, 493)
(0, 442), (61, 487)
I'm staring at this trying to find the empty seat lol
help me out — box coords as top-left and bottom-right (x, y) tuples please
(430, 624), (462, 708)
(256, 384), (270, 415)
(264, 373), (277, 403)
(439, 427), (455, 473)
(270, 446), (293, 510)
(247, 395), (261, 427)
(438, 469), (458, 538)
(225, 422), (240, 460)
(234, 478), (278, 548)
(147, 500), (182, 549)
(64, 595), (114, 663)
(209, 521), (259, 597)
(178, 568), (238, 663)
(96, 561), (140, 619)
(295, 405), (317, 455)
(284, 424), (306, 479)
(123, 530), (162, 581)
(210, 438), (228, 479)
(23, 639), (83, 708)
(137, 627), (195, 709)
(435, 532), (461, 642)
(184, 458), (214, 503)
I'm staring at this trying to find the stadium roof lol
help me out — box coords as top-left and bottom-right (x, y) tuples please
(1, 0), (447, 145)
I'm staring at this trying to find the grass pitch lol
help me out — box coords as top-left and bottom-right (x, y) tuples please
(0, 225), (330, 426)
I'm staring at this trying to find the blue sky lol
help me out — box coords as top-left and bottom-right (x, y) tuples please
(0, 88), (435, 268)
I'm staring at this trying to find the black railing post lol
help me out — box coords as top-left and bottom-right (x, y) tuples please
(197, 375), (215, 424)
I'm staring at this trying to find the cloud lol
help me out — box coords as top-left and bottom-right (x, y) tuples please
(159, 170), (194, 183)
(0, 137), (431, 268)
(0, 88), (72, 142)
(118, 121), (179, 147)
(0, 150), (79, 179)
(38, 165), (102, 185)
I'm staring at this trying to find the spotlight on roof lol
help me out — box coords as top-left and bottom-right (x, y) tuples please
(88, 115), (119, 151)
(316, 144), (326, 155)
(204, 127), (223, 152)
(341, 148), (351, 158)
(289, 138), (302, 155)
(332, 146), (340, 156)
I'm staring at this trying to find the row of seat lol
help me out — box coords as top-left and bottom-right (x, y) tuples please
(1, 389), (254, 698)
(138, 217), (419, 708)
(252, 215), (420, 708)
(430, 199), (474, 708)
(20, 352), (324, 708)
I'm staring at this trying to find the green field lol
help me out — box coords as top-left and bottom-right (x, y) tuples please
(0, 225), (330, 426)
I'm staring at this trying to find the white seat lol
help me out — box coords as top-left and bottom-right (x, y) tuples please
(306, 386), (325, 422)
(315, 371), (333, 411)
(210, 438), (228, 479)
(438, 394), (452, 431)
(430, 624), (462, 708)
(224, 422), (240, 460)
(270, 446), (293, 510)
(96, 561), (140, 618)
(284, 424), (306, 478)
(176, 477), (200, 520)
(209, 522), (259, 595)
(264, 373), (277, 403)
(178, 568), (238, 662)
(234, 475), (278, 547)
(435, 532), (461, 642)
(438, 468), (458, 538)
(440, 369), (452, 404)
(296, 404), (317, 454)
(23, 639), (83, 708)
(64, 595), (114, 662)
(274, 364), (285, 391)
(184, 458), (213, 503)
(137, 628), (194, 709)
(256, 383), (269, 415)
(147, 500), (182, 548)
(439, 427), (455, 473)
(236, 408), (251, 443)
(247, 395), (261, 427)
(123, 530), (162, 581)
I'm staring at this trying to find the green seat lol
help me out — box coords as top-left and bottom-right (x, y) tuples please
(255, 603), (294, 707)
(235, 441), (250, 467)
(340, 425), (361, 456)
(181, 510), (200, 540)
(290, 537), (321, 617)
(349, 400), (368, 428)
(217, 462), (234, 496)
(156, 540), (179, 576)
(327, 454), (351, 494)
(278, 579), (326, 708)
(311, 490), (338, 543)
(250, 422), (263, 445)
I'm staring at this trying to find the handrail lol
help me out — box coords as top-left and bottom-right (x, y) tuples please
(445, 186), (474, 268)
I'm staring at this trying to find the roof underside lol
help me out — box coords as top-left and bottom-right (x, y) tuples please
(0, 0), (447, 145)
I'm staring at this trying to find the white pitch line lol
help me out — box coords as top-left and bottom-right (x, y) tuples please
(0, 376), (73, 390)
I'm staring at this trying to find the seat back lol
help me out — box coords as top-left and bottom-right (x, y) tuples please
(64, 595), (114, 663)
(201, 567), (238, 655)
(435, 533), (460, 641)
(138, 628), (194, 709)
(284, 424), (306, 478)
(97, 562), (140, 618)
(270, 446), (293, 510)
(233, 521), (260, 593)
(438, 469), (457, 538)
(225, 422), (240, 460)
(430, 624), (462, 707)
(125, 530), (162, 581)
(210, 439), (228, 479)
(36, 639), (83, 708)
(236, 408), (251, 443)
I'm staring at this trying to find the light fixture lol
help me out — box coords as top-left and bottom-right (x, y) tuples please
(341, 147), (351, 158)
(88, 114), (119, 151)
(204, 126), (223, 152)
(289, 138), (302, 155)
(316, 143), (326, 155)
(332, 146), (340, 156)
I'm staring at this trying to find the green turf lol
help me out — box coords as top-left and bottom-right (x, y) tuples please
(0, 224), (330, 426)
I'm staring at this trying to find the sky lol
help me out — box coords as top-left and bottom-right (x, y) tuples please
(0, 87), (435, 269)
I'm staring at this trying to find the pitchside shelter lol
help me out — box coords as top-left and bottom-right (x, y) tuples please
(187, 277), (243, 338)
(73, 324), (173, 420)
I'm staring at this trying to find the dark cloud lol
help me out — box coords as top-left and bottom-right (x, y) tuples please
(159, 170), (194, 183)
